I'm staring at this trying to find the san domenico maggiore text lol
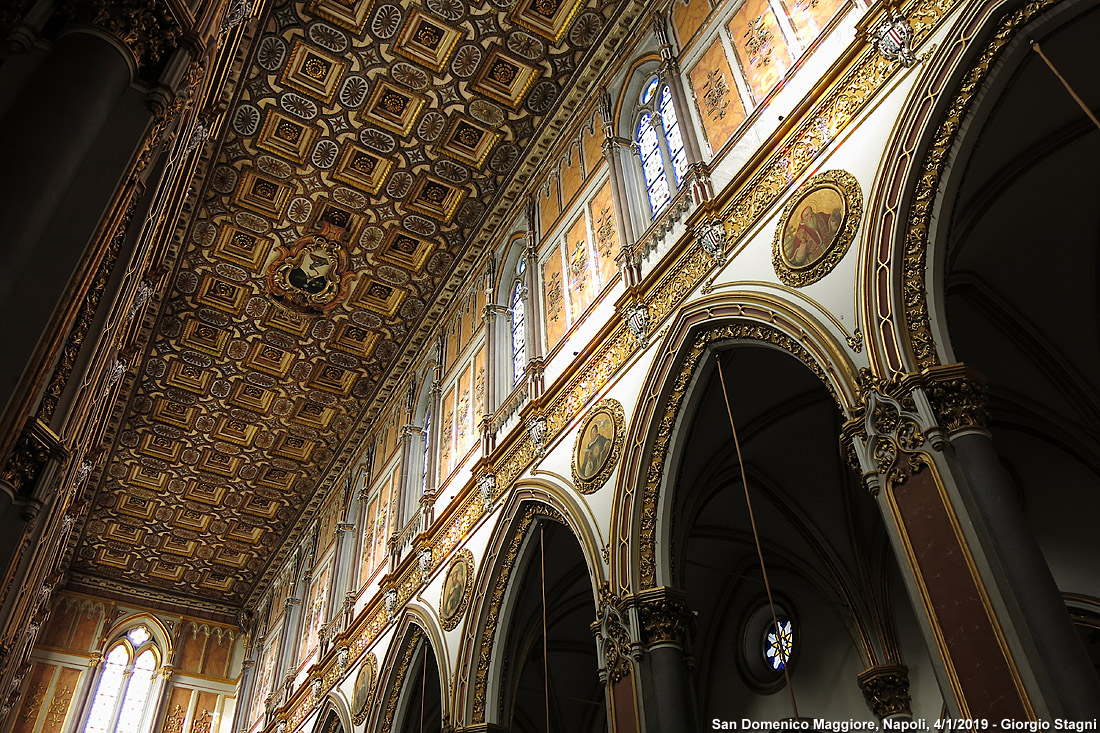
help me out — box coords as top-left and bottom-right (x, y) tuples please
(710, 720), (1098, 731)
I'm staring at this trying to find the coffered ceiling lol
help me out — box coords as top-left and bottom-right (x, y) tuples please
(69, 0), (645, 609)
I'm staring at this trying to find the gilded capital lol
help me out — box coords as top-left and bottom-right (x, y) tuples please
(920, 363), (989, 435)
(857, 664), (912, 718)
(60, 0), (182, 68)
(636, 586), (692, 647)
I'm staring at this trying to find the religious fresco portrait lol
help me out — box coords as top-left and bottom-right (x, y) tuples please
(571, 398), (625, 494)
(351, 654), (377, 724)
(439, 549), (474, 630)
(772, 169), (863, 287)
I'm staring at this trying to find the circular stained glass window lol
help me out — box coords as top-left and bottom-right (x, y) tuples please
(763, 617), (794, 670)
(640, 76), (659, 105)
(738, 600), (798, 693)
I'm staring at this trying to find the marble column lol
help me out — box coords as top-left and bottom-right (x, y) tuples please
(843, 365), (1100, 719)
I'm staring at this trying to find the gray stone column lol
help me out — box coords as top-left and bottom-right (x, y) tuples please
(634, 587), (697, 733)
(949, 430), (1100, 716)
(843, 365), (1100, 719)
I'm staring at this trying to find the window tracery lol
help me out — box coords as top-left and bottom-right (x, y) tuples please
(633, 75), (687, 218)
(84, 626), (161, 733)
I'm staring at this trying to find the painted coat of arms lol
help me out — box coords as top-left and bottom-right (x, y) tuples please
(266, 226), (353, 313)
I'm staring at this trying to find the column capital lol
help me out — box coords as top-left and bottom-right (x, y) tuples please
(634, 586), (692, 648)
(857, 664), (912, 719)
(59, 0), (182, 69)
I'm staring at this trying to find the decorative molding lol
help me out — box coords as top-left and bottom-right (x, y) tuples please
(899, 0), (1061, 371)
(472, 504), (565, 722)
(379, 629), (421, 733)
(857, 664), (913, 718)
(637, 321), (839, 588)
(591, 584), (633, 683)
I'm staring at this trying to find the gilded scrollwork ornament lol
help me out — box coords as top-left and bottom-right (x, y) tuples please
(591, 584), (635, 683)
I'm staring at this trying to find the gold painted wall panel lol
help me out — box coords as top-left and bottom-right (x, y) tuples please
(542, 247), (567, 347)
(540, 176), (561, 232)
(441, 385), (456, 477)
(673, 0), (712, 45)
(689, 36), (746, 151)
(781, 0), (846, 46)
(40, 667), (80, 733)
(591, 180), (618, 287)
(566, 214), (595, 323)
(728, 0), (793, 102)
(560, 147), (583, 208)
(582, 123), (604, 176)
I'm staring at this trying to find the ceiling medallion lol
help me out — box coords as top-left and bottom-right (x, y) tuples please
(266, 225), (353, 313)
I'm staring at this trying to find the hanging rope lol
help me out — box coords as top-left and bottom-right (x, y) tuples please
(541, 524), (551, 733)
(1031, 41), (1100, 132)
(717, 356), (800, 720)
(420, 642), (426, 733)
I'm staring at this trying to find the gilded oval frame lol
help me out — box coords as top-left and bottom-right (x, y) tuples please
(439, 549), (474, 631)
(351, 653), (377, 725)
(571, 398), (624, 494)
(771, 169), (862, 287)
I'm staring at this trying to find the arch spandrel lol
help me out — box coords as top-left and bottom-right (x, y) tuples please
(609, 291), (861, 595)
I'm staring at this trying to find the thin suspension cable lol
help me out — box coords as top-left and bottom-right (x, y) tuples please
(1031, 41), (1100, 132)
(420, 644), (426, 733)
(717, 357), (799, 720)
(540, 524), (550, 733)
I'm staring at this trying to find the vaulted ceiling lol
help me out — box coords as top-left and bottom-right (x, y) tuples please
(69, 0), (647, 609)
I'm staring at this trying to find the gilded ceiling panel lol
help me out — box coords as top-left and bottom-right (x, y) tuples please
(71, 0), (626, 606)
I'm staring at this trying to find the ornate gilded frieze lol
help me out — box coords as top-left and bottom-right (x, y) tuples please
(471, 504), (565, 722)
(637, 321), (838, 589)
(894, 0), (1062, 372)
(591, 584), (633, 684)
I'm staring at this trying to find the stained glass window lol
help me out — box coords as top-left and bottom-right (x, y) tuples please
(635, 76), (689, 219)
(85, 646), (127, 733)
(420, 405), (432, 495)
(83, 630), (160, 733)
(115, 650), (156, 733)
(637, 113), (671, 215)
(510, 281), (526, 385)
(659, 86), (688, 186)
(763, 617), (794, 670)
